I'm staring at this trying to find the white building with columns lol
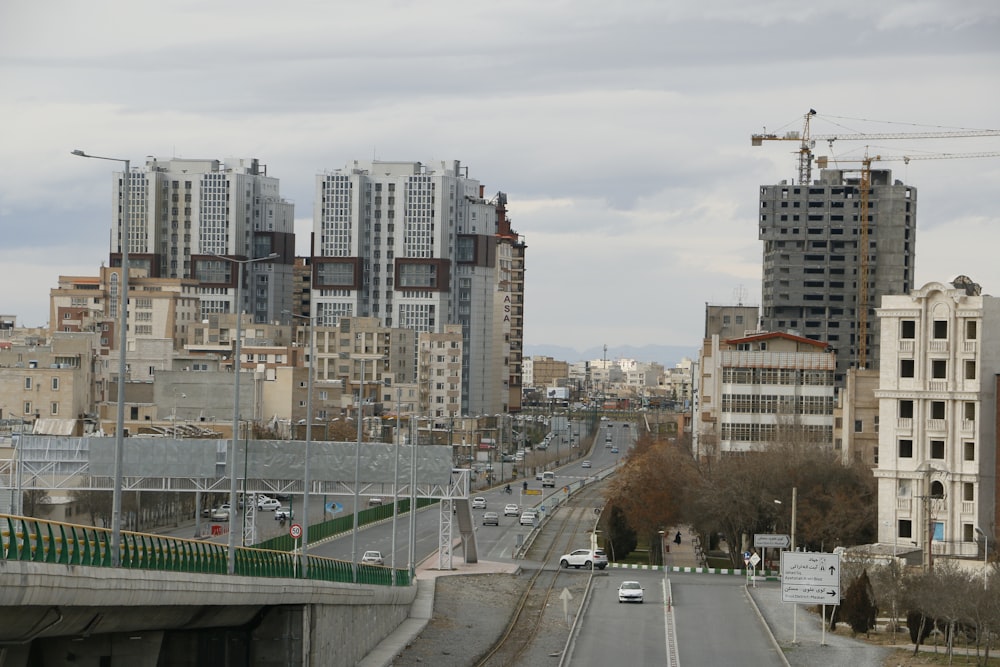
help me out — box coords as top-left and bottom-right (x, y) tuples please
(873, 278), (998, 562)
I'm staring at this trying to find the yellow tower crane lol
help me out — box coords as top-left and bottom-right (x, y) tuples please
(753, 110), (1000, 370)
(752, 109), (1000, 185)
(817, 151), (1000, 369)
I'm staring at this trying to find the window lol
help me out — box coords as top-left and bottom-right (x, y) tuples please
(50, 402), (58, 415)
(964, 442), (975, 461)
(965, 360), (976, 380)
(51, 377), (60, 390)
(900, 360), (914, 378)
(931, 401), (945, 419)
(930, 440), (945, 459)
(933, 320), (948, 339)
(899, 400), (914, 418)
(966, 320), (977, 340)
(965, 402), (976, 420)
(854, 420), (863, 433)
(23, 401), (31, 415)
(932, 360), (947, 379)
(899, 439), (913, 457)
(899, 520), (912, 539)
(900, 320), (916, 339)
(963, 483), (974, 502)
(24, 377), (32, 390)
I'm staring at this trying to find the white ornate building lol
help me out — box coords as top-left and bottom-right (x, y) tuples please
(874, 279), (998, 561)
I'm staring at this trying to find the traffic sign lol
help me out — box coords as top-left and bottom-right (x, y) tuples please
(743, 551), (752, 562)
(754, 533), (790, 548)
(289, 523), (303, 539)
(523, 489), (542, 496)
(781, 552), (841, 604)
(749, 552), (761, 568)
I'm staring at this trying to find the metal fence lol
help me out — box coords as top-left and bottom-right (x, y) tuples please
(0, 513), (411, 586)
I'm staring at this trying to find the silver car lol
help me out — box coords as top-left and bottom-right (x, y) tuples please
(618, 580), (644, 603)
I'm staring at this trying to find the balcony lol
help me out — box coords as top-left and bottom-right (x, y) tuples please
(896, 497), (912, 513)
(961, 419), (975, 433)
(929, 340), (949, 353)
(896, 417), (912, 433)
(928, 381), (947, 392)
(961, 501), (975, 515)
(926, 419), (946, 432)
(898, 340), (914, 353)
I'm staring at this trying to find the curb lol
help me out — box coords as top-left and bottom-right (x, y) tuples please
(610, 562), (780, 579)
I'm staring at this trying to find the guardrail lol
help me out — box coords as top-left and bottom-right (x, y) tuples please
(1, 513), (410, 586)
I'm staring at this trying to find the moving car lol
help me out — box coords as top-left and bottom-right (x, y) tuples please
(503, 504), (520, 517)
(361, 550), (384, 566)
(611, 447), (619, 454)
(559, 548), (609, 570)
(257, 497), (281, 511)
(471, 496), (488, 509)
(618, 580), (644, 603)
(368, 497), (384, 507)
(541, 471), (556, 488)
(581, 460), (591, 469)
(519, 511), (536, 526)
(536, 472), (544, 481)
(482, 512), (500, 526)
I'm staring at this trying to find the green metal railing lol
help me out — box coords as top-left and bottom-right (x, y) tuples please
(0, 513), (411, 586)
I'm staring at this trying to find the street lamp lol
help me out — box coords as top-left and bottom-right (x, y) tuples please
(288, 312), (315, 578)
(975, 526), (989, 590)
(218, 252), (279, 575)
(71, 149), (131, 567)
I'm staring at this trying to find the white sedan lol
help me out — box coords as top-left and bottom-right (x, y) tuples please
(618, 580), (644, 603)
(471, 497), (488, 509)
(503, 504), (520, 517)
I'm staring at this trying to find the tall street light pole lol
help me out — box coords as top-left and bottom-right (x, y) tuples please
(71, 149), (130, 567)
(288, 312), (315, 578)
(352, 354), (366, 582)
(975, 526), (989, 590)
(219, 252), (278, 575)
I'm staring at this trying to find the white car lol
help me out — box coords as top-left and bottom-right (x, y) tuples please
(257, 497), (281, 511)
(471, 497), (487, 509)
(274, 508), (293, 521)
(618, 580), (644, 603)
(581, 460), (592, 469)
(503, 504), (520, 517)
(361, 550), (384, 566)
(559, 548), (608, 570)
(519, 511), (536, 526)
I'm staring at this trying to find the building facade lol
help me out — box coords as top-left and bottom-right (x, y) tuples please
(108, 157), (295, 324)
(759, 168), (916, 383)
(873, 279), (998, 561)
(697, 331), (837, 459)
(311, 160), (520, 416)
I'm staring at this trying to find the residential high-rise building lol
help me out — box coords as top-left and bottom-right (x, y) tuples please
(759, 168), (916, 383)
(311, 160), (522, 415)
(108, 157), (294, 324)
(874, 278), (998, 563)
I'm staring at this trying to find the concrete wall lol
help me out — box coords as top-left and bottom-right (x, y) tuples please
(0, 560), (417, 666)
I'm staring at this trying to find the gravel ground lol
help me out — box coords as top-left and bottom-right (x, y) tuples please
(390, 569), (589, 667)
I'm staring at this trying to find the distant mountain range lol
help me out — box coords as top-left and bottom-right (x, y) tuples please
(523, 344), (698, 368)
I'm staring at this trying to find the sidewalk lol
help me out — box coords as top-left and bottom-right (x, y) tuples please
(607, 525), (704, 572)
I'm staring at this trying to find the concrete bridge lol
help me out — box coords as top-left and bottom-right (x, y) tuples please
(0, 435), (480, 665)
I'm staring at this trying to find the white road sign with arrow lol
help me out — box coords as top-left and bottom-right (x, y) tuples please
(780, 552), (841, 604)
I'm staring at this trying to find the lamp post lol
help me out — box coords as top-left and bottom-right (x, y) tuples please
(975, 527), (989, 590)
(218, 252), (278, 575)
(391, 385), (401, 580)
(288, 312), (315, 578)
(351, 342), (367, 583)
(71, 149), (131, 567)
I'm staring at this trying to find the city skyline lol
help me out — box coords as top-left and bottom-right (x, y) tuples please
(2, 1), (999, 350)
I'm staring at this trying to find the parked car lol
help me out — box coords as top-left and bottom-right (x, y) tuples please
(361, 550), (384, 566)
(503, 504), (520, 517)
(581, 460), (591, 469)
(275, 508), (294, 521)
(210, 507), (230, 522)
(618, 580), (644, 603)
(257, 497), (281, 511)
(368, 497), (384, 507)
(471, 497), (488, 509)
(559, 548), (608, 570)
(482, 512), (500, 526)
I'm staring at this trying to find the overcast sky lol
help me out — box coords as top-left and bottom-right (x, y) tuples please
(2, 1), (999, 357)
